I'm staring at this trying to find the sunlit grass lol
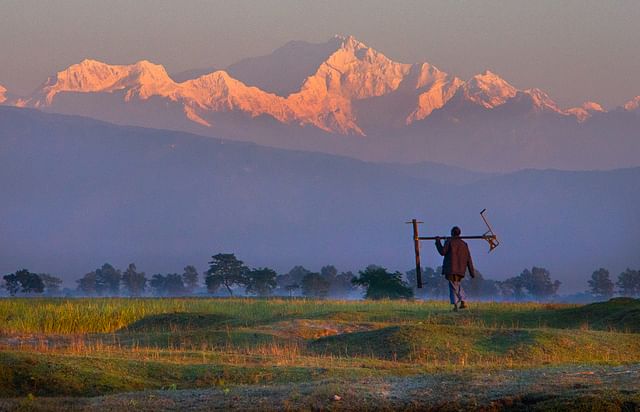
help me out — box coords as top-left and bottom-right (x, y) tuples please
(0, 297), (638, 399)
(0, 297), (556, 334)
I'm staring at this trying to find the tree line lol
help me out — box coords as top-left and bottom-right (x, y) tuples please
(2, 253), (640, 301)
(408, 266), (640, 301)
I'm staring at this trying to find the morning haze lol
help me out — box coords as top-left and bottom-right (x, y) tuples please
(1, 0), (639, 108)
(2, 1), (640, 409)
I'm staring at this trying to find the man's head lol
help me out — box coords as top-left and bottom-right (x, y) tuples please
(451, 226), (461, 237)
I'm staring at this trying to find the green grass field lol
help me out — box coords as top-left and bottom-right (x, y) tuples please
(0, 297), (639, 411)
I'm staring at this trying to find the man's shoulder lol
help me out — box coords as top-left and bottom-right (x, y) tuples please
(452, 237), (470, 248)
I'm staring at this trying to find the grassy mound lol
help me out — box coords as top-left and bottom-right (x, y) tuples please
(117, 312), (290, 349)
(455, 298), (640, 333)
(551, 297), (640, 332)
(0, 351), (324, 397)
(2, 298), (639, 405)
(117, 329), (288, 350)
(310, 324), (640, 364)
(122, 312), (231, 332)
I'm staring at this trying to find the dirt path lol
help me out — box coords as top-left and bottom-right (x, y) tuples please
(2, 364), (639, 411)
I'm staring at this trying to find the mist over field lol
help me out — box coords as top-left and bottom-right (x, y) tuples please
(3, 3), (640, 409)
(1, 107), (638, 293)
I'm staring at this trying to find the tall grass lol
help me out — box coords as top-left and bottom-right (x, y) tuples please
(1, 297), (639, 400)
(0, 298), (553, 334)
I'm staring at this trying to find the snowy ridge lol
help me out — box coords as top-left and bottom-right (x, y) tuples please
(7, 35), (638, 135)
(566, 101), (605, 122)
(623, 96), (640, 112)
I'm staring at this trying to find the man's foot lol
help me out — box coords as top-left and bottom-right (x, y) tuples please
(459, 301), (468, 309)
(452, 304), (458, 312)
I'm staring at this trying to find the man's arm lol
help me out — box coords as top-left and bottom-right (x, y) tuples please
(467, 249), (476, 278)
(435, 238), (449, 256)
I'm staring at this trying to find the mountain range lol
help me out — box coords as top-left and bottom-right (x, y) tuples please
(1, 106), (638, 292)
(2, 35), (639, 171)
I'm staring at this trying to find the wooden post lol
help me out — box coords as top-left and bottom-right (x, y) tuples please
(407, 210), (497, 291)
(411, 219), (423, 289)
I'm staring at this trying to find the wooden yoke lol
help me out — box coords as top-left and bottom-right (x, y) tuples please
(406, 209), (499, 288)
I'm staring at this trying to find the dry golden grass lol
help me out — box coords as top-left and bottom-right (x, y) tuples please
(0, 297), (638, 401)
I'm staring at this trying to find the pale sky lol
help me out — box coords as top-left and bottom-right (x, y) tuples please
(1, 0), (638, 108)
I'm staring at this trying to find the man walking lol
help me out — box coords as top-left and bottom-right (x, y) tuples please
(436, 226), (475, 311)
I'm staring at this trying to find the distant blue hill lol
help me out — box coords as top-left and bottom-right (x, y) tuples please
(0, 107), (638, 292)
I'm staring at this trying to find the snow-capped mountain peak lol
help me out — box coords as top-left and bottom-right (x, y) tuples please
(334, 34), (368, 51)
(48, 59), (130, 92)
(623, 96), (640, 111)
(566, 101), (605, 121)
(25, 59), (176, 106)
(522, 88), (562, 112)
(320, 35), (410, 98)
(582, 101), (604, 112)
(178, 70), (292, 122)
(462, 70), (518, 109)
(466, 70), (517, 102)
(285, 34), (413, 134)
(405, 63), (463, 123)
(9, 35), (638, 137)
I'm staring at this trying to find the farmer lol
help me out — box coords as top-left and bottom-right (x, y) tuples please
(436, 226), (475, 311)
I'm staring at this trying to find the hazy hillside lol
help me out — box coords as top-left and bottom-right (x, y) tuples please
(1, 107), (638, 291)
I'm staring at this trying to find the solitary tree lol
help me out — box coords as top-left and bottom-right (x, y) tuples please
(330, 271), (357, 298)
(150, 273), (185, 296)
(518, 267), (560, 301)
(406, 266), (446, 299)
(95, 263), (121, 295)
(21, 270), (44, 294)
(301, 272), (330, 298)
(165, 273), (186, 295)
(149, 274), (166, 295)
(3, 269), (44, 295)
(287, 266), (312, 281)
(588, 268), (614, 299)
(182, 265), (199, 293)
(318, 265), (356, 298)
(77, 272), (97, 295)
(617, 268), (640, 297)
(2, 273), (21, 296)
(121, 263), (147, 296)
(277, 266), (311, 295)
(205, 253), (248, 296)
(497, 276), (527, 300)
(245, 267), (278, 296)
(320, 265), (338, 279)
(39, 274), (63, 295)
(352, 266), (413, 300)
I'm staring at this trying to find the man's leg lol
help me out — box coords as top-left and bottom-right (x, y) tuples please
(458, 282), (467, 309)
(448, 279), (460, 310)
